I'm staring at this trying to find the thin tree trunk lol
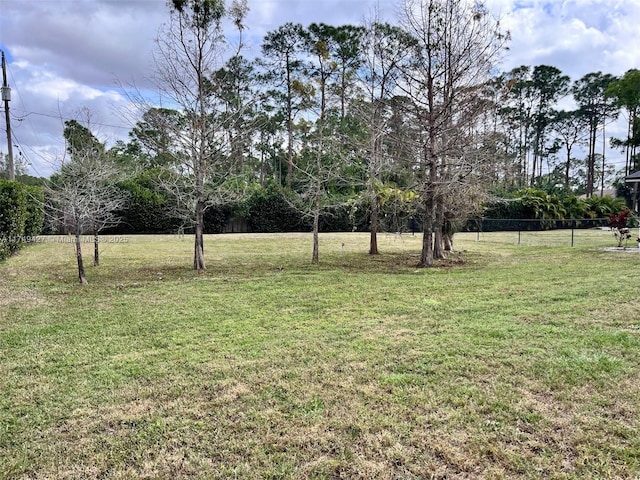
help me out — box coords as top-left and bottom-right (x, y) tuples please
(286, 59), (294, 189)
(312, 144), (322, 264)
(259, 132), (266, 188)
(518, 123), (524, 187)
(531, 139), (539, 186)
(564, 146), (572, 190)
(312, 206), (319, 264)
(369, 153), (379, 255)
(600, 123), (606, 197)
(420, 52), (437, 268)
(433, 197), (446, 260)
(625, 118), (632, 175)
(444, 232), (453, 252)
(93, 231), (99, 266)
(587, 122), (597, 197)
(75, 233), (88, 285)
(193, 200), (206, 271)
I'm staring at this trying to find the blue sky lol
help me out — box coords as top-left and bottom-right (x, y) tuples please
(0, 0), (639, 178)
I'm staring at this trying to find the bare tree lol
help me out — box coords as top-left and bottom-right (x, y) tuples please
(295, 23), (372, 264)
(47, 134), (126, 283)
(398, 0), (508, 266)
(292, 120), (354, 264)
(142, 0), (248, 272)
(355, 19), (415, 254)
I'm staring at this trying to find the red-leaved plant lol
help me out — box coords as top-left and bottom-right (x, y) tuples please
(609, 210), (633, 247)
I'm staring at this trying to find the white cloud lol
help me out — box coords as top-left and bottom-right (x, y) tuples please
(4, 60), (134, 176)
(1, 0), (639, 176)
(490, 0), (640, 78)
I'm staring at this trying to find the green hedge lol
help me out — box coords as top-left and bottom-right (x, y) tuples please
(24, 186), (45, 237)
(204, 204), (236, 234)
(97, 179), (407, 235)
(246, 186), (307, 233)
(106, 172), (183, 234)
(0, 180), (45, 260)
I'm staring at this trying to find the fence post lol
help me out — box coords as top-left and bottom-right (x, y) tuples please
(517, 220), (522, 245)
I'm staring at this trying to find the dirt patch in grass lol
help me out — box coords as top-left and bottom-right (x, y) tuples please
(0, 270), (51, 310)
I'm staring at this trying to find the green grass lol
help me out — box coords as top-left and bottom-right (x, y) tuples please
(1, 231), (639, 479)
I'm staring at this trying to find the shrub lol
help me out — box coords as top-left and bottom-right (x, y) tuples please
(481, 189), (627, 231)
(609, 209), (634, 247)
(204, 204), (237, 233)
(0, 180), (44, 260)
(0, 180), (27, 255)
(23, 185), (45, 237)
(584, 195), (627, 219)
(246, 185), (307, 233)
(108, 172), (183, 234)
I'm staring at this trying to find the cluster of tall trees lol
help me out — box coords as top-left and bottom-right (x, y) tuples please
(496, 66), (640, 194)
(47, 0), (640, 275)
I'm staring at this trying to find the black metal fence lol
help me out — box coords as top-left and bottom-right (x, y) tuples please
(464, 217), (611, 232)
(462, 218), (618, 248)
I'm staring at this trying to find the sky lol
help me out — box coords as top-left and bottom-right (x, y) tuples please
(0, 0), (639, 178)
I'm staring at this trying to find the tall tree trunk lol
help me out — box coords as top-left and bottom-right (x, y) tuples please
(312, 202), (320, 264)
(419, 50), (437, 269)
(419, 197), (434, 267)
(286, 59), (294, 189)
(625, 117), (632, 175)
(444, 232), (453, 252)
(369, 149), (379, 255)
(193, 200), (206, 271)
(369, 195), (379, 255)
(586, 121), (597, 197)
(340, 64), (346, 121)
(564, 146), (572, 190)
(600, 124), (606, 197)
(93, 231), (99, 267)
(312, 149), (322, 264)
(259, 130), (267, 188)
(531, 128), (544, 186)
(75, 233), (88, 285)
(433, 195), (446, 260)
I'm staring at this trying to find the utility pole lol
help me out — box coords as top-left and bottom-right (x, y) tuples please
(600, 122), (605, 198)
(2, 50), (15, 181)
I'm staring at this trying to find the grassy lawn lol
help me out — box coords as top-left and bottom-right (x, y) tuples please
(1, 231), (639, 479)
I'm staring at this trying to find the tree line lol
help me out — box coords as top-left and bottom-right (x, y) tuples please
(3, 0), (640, 281)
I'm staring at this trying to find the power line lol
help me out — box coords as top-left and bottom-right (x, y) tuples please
(10, 129), (53, 178)
(6, 61), (55, 161)
(3, 58), (137, 133)
(8, 108), (132, 131)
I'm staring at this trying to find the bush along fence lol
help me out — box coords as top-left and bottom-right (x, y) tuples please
(0, 180), (45, 261)
(98, 181), (632, 237)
